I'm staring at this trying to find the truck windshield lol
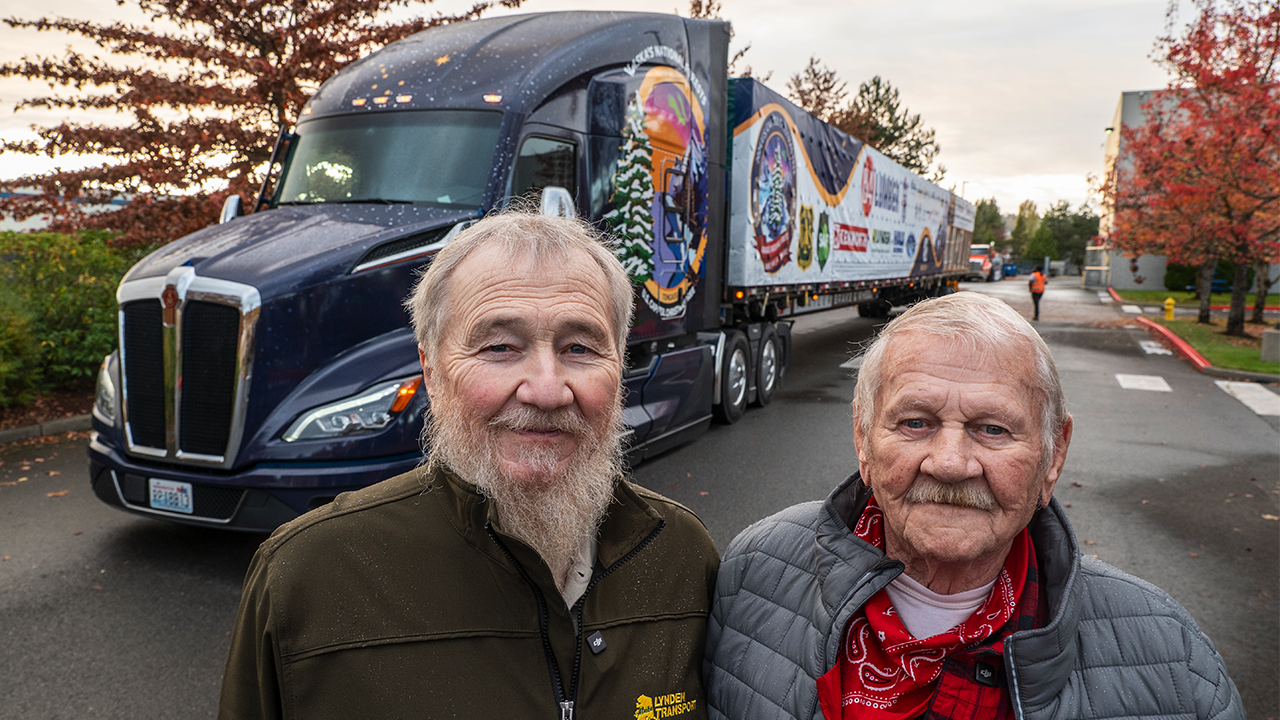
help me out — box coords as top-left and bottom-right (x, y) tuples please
(275, 110), (502, 208)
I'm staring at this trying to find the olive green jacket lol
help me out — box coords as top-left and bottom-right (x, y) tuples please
(218, 465), (719, 720)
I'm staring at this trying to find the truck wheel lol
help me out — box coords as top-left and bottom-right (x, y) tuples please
(713, 331), (750, 424)
(874, 299), (892, 319)
(752, 325), (779, 407)
(857, 303), (872, 318)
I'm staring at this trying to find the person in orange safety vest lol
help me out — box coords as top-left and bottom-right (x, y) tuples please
(1028, 267), (1046, 320)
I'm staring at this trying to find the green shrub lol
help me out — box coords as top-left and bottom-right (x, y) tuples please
(0, 286), (42, 408)
(0, 230), (154, 394)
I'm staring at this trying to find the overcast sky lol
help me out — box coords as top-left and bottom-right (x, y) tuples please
(0, 0), (1176, 215)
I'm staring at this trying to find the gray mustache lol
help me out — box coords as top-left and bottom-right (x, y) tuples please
(904, 480), (998, 511)
(489, 406), (591, 436)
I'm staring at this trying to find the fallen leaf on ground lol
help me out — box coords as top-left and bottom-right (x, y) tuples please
(699, 491), (709, 496)
(46, 490), (70, 497)
(17, 477), (28, 482)
(0, 482), (15, 487)
(92, 584), (102, 590)
(1189, 553), (1199, 558)
(2, 556), (9, 561)
(1141, 500), (1149, 504)
(1071, 482), (1082, 487)
(73, 531), (83, 536)
(47, 470), (60, 476)
(1262, 514), (1279, 521)
(1084, 540), (1096, 545)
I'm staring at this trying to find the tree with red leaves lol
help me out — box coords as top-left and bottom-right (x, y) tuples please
(0, 0), (521, 247)
(1103, 0), (1278, 334)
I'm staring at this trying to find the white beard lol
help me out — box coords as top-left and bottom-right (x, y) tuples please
(425, 394), (625, 590)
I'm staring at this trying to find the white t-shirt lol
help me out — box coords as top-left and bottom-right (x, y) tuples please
(884, 572), (996, 640)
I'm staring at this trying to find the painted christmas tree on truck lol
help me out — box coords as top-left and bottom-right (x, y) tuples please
(605, 93), (656, 284)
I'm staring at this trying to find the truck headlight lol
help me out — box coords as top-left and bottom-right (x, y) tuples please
(283, 376), (422, 442)
(94, 356), (116, 423)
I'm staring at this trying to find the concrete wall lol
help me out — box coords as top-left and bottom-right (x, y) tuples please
(1109, 253), (1168, 290)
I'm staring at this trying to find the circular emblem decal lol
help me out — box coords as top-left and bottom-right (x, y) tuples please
(749, 111), (796, 274)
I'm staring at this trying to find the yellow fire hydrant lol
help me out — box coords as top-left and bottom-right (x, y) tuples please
(1164, 297), (1176, 321)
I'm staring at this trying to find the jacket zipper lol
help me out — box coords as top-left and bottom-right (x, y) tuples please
(486, 517), (666, 720)
(486, 522), (568, 717)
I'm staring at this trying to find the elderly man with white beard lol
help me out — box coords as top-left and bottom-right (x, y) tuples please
(219, 212), (719, 720)
(704, 292), (1242, 720)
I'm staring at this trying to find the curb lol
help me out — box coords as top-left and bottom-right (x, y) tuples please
(1134, 317), (1211, 370)
(0, 413), (93, 446)
(1107, 287), (1279, 312)
(1134, 316), (1280, 382)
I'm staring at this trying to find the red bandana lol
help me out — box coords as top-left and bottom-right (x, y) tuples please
(817, 497), (1037, 720)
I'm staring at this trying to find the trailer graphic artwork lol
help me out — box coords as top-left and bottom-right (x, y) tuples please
(605, 62), (709, 320)
(749, 111), (797, 273)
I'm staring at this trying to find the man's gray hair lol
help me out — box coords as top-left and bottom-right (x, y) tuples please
(853, 292), (1069, 459)
(405, 211), (634, 365)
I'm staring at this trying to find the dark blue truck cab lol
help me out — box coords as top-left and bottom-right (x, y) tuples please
(89, 11), (970, 530)
(88, 12), (743, 529)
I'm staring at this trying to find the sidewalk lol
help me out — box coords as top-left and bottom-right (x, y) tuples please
(958, 275), (1118, 325)
(958, 275), (1279, 382)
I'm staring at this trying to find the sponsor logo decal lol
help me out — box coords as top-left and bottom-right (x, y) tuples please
(797, 204), (814, 271)
(833, 223), (869, 253)
(816, 212), (831, 269)
(871, 229), (892, 253)
(892, 230), (905, 253)
(860, 156), (874, 217)
(635, 692), (698, 720)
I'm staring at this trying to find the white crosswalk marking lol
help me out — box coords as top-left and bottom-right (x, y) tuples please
(1139, 340), (1172, 355)
(1097, 292), (1113, 303)
(1121, 305), (1143, 314)
(1215, 381), (1280, 416)
(1116, 374), (1172, 392)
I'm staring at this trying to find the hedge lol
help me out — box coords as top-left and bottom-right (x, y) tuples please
(0, 231), (154, 408)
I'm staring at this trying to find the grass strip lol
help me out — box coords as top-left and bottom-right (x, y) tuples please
(1115, 289), (1278, 306)
(1149, 318), (1279, 375)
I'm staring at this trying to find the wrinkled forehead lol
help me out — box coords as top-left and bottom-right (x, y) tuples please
(879, 331), (1041, 400)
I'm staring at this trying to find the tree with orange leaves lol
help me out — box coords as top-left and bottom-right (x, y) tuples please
(1103, 0), (1278, 334)
(0, 0), (521, 247)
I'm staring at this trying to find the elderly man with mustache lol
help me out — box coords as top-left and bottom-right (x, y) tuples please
(219, 212), (718, 720)
(704, 292), (1242, 720)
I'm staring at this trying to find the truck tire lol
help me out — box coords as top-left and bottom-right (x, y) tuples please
(752, 324), (780, 407)
(713, 331), (750, 424)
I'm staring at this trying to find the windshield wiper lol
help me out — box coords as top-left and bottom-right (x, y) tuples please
(331, 198), (415, 205)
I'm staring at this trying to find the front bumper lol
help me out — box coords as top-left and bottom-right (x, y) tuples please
(87, 431), (423, 532)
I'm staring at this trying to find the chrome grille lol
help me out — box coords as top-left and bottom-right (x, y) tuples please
(117, 267), (261, 468)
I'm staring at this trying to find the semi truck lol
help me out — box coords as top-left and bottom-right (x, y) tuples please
(88, 11), (974, 530)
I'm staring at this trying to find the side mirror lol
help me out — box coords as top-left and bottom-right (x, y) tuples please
(220, 195), (244, 224)
(539, 186), (575, 218)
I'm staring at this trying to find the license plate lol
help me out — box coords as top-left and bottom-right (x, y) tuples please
(149, 479), (194, 514)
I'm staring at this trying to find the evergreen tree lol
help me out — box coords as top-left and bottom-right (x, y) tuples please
(765, 160), (787, 232)
(1010, 200), (1040, 259)
(604, 94), (655, 283)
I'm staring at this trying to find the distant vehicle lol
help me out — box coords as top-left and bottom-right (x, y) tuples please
(88, 12), (975, 531)
(968, 244), (1002, 281)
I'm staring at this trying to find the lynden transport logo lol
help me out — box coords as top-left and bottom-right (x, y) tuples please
(635, 692), (698, 720)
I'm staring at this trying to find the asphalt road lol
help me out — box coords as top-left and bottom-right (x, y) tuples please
(1, 276), (1276, 719)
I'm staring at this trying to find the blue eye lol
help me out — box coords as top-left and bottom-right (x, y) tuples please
(568, 344), (588, 354)
(487, 344), (510, 353)
(904, 419), (926, 429)
(983, 425), (1006, 435)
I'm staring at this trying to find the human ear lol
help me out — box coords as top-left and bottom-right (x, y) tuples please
(1040, 414), (1074, 506)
